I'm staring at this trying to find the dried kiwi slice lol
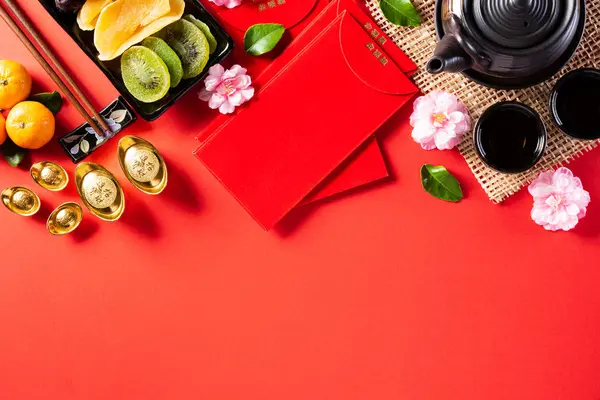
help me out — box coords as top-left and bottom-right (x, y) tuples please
(121, 46), (170, 103)
(183, 15), (217, 54)
(157, 19), (210, 80)
(141, 37), (184, 88)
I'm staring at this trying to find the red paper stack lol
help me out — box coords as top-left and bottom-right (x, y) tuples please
(195, 0), (419, 230)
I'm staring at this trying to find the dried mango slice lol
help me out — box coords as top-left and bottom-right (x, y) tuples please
(139, 0), (171, 27)
(94, 0), (182, 61)
(77, 0), (114, 31)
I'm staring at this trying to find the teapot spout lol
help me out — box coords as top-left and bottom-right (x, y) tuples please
(426, 34), (473, 74)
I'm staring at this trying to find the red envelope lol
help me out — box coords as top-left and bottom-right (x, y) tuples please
(333, 0), (417, 77)
(197, 0), (417, 204)
(206, 0), (417, 76)
(295, 0), (417, 203)
(215, 0), (319, 32)
(195, 12), (418, 229)
(202, 0), (326, 68)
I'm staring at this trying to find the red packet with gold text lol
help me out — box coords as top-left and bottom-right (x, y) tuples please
(215, 0), (318, 31)
(206, 0), (417, 76)
(334, 0), (417, 76)
(197, 0), (417, 204)
(195, 12), (418, 229)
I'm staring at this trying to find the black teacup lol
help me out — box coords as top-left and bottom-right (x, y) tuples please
(474, 101), (547, 174)
(549, 68), (600, 140)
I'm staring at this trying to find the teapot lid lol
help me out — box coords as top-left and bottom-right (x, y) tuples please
(471, 0), (576, 49)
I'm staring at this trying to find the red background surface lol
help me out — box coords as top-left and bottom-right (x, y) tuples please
(1, 1), (600, 399)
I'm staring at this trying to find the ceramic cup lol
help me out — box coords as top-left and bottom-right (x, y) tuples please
(474, 101), (547, 174)
(549, 68), (600, 140)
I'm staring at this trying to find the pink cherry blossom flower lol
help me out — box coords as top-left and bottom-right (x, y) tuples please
(199, 64), (254, 114)
(209, 0), (242, 8)
(528, 167), (590, 231)
(409, 90), (471, 150)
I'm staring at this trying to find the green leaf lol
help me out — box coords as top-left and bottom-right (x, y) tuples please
(420, 164), (463, 202)
(379, 0), (421, 27)
(1, 138), (28, 167)
(244, 23), (285, 56)
(29, 91), (63, 114)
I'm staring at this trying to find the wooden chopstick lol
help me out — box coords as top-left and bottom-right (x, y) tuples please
(0, 0), (109, 137)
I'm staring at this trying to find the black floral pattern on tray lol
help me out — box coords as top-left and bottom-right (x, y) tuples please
(59, 97), (137, 163)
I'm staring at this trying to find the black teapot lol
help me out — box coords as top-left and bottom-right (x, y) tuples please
(428, 0), (586, 89)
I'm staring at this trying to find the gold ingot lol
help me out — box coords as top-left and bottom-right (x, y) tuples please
(1, 186), (41, 216)
(118, 136), (167, 195)
(30, 161), (69, 191)
(47, 202), (83, 235)
(75, 162), (125, 222)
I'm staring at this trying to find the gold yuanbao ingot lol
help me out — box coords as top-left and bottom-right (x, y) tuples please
(1, 186), (41, 216)
(47, 202), (83, 235)
(118, 136), (167, 195)
(30, 161), (69, 191)
(75, 162), (125, 222)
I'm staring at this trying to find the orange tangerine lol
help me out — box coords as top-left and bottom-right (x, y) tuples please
(6, 101), (55, 150)
(0, 60), (32, 110)
(0, 114), (6, 146)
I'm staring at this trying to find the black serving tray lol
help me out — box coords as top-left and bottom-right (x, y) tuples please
(38, 0), (234, 121)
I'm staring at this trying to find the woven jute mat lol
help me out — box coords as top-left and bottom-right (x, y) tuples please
(366, 0), (600, 203)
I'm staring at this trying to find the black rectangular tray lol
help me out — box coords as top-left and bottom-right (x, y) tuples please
(38, 0), (234, 121)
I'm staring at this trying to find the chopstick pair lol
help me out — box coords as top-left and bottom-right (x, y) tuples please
(0, 0), (109, 139)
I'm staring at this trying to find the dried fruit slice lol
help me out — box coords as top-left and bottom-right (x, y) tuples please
(139, 0), (170, 27)
(77, 0), (114, 31)
(121, 46), (170, 103)
(94, 0), (184, 61)
(141, 37), (183, 88)
(183, 14), (217, 54)
(156, 19), (210, 80)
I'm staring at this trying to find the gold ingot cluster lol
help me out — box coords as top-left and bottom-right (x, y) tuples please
(2, 136), (167, 234)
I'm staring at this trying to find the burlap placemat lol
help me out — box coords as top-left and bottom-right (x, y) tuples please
(366, 0), (600, 203)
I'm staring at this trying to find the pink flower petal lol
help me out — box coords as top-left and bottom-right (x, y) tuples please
(413, 95), (436, 114)
(210, 0), (242, 8)
(566, 203), (580, 216)
(208, 64), (225, 76)
(234, 75), (252, 89)
(433, 91), (458, 113)
(219, 100), (236, 114)
(205, 78), (222, 92)
(208, 93), (225, 109)
(204, 65), (225, 91)
(224, 0), (243, 8)
(227, 91), (244, 107)
(239, 87), (255, 101)
(420, 140), (438, 150)
(201, 63), (254, 114)
(409, 91), (469, 150)
(223, 65), (247, 79)
(528, 167), (590, 231)
(411, 121), (436, 142)
(448, 111), (464, 124)
(198, 89), (212, 102)
(433, 129), (460, 150)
